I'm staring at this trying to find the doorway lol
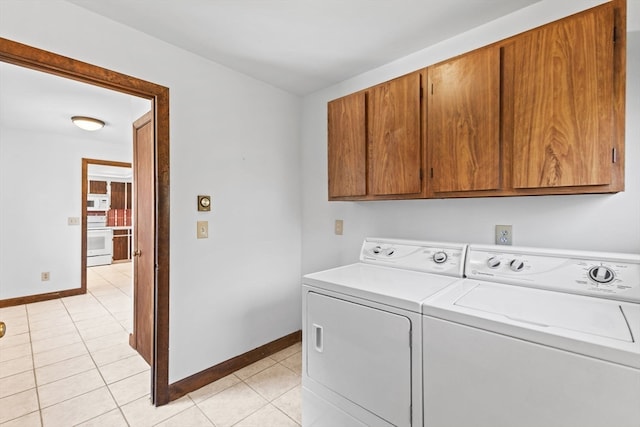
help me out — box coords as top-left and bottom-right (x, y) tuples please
(0, 37), (171, 405)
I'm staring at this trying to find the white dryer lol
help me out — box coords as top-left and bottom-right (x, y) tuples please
(422, 244), (640, 427)
(302, 238), (467, 427)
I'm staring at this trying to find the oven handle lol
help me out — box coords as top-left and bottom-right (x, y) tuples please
(312, 323), (323, 353)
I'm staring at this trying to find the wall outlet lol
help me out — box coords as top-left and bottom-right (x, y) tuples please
(495, 225), (513, 245)
(41, 272), (50, 281)
(68, 217), (80, 225)
(334, 219), (344, 235)
(197, 221), (209, 239)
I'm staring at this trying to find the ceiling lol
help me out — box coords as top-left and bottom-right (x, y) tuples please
(67, 0), (543, 95)
(0, 61), (150, 145)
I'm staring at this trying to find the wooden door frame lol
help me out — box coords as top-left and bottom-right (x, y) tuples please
(0, 37), (171, 405)
(81, 158), (132, 294)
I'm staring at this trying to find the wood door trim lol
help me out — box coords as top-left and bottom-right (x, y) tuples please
(0, 37), (171, 406)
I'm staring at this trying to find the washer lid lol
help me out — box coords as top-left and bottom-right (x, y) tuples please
(454, 283), (633, 342)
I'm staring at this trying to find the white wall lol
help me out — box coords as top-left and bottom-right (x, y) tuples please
(301, 0), (640, 275)
(0, 128), (131, 298)
(0, 1), (303, 383)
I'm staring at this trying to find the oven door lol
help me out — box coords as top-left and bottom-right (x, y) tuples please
(87, 228), (113, 257)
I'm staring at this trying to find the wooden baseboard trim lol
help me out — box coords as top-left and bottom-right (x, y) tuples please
(0, 288), (85, 308)
(168, 330), (302, 401)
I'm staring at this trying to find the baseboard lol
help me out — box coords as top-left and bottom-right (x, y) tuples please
(0, 288), (85, 308)
(168, 329), (302, 401)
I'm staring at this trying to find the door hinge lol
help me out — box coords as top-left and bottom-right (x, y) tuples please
(431, 83), (434, 95)
(612, 147), (617, 163)
(430, 167), (434, 179)
(613, 26), (617, 44)
(420, 86), (424, 99)
(419, 169), (423, 180)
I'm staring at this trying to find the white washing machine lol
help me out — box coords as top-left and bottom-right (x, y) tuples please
(422, 244), (640, 427)
(302, 238), (467, 427)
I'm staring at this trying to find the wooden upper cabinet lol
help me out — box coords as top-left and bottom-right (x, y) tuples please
(328, 92), (366, 198)
(368, 71), (422, 196)
(510, 3), (615, 189)
(89, 180), (107, 194)
(428, 47), (501, 193)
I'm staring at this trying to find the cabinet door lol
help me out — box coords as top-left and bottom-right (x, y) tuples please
(428, 47), (500, 193)
(328, 92), (366, 198)
(368, 72), (422, 196)
(110, 182), (126, 209)
(511, 4), (614, 189)
(89, 180), (107, 194)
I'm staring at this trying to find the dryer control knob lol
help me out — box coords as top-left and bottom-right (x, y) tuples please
(487, 256), (501, 268)
(509, 259), (525, 272)
(588, 266), (615, 284)
(372, 246), (382, 255)
(433, 251), (448, 264)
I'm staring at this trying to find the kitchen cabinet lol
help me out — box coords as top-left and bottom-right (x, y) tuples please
(328, 92), (366, 198)
(113, 228), (132, 262)
(89, 180), (107, 194)
(368, 71), (423, 197)
(110, 182), (132, 209)
(326, 0), (625, 200)
(505, 1), (623, 193)
(427, 46), (500, 195)
(327, 71), (424, 200)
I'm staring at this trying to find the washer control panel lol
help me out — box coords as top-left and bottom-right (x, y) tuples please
(360, 238), (466, 278)
(466, 244), (640, 303)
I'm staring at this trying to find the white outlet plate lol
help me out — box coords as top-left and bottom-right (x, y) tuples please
(334, 219), (344, 235)
(41, 272), (50, 281)
(495, 224), (513, 245)
(68, 217), (80, 226)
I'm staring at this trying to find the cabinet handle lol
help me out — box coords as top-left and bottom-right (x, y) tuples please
(0, 321), (6, 338)
(313, 323), (323, 353)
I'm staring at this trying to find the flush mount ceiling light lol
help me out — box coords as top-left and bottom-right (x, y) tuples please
(71, 116), (105, 131)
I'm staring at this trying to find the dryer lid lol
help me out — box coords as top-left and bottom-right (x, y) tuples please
(454, 283), (634, 342)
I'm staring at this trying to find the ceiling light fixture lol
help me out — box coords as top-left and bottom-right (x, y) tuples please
(71, 116), (105, 131)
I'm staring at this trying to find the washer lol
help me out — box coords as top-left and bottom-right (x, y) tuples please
(302, 238), (467, 427)
(422, 244), (640, 427)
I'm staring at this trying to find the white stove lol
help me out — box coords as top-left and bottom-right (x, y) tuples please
(87, 214), (113, 266)
(302, 238), (466, 427)
(422, 245), (640, 427)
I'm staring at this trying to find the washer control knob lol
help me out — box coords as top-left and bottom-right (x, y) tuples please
(509, 259), (525, 272)
(487, 256), (501, 268)
(372, 246), (382, 255)
(385, 248), (395, 256)
(588, 266), (615, 284)
(433, 251), (448, 264)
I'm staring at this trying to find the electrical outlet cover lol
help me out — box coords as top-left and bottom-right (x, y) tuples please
(495, 224), (513, 245)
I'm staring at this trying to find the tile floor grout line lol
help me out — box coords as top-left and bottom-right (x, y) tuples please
(24, 303), (46, 427)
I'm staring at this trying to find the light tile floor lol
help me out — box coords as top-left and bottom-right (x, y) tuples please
(0, 262), (302, 426)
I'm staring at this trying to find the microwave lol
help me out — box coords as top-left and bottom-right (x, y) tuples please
(87, 194), (110, 211)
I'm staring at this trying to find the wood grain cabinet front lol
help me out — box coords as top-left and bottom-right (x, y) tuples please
(327, 71), (424, 200)
(505, 1), (623, 194)
(427, 46), (501, 196)
(326, 0), (625, 201)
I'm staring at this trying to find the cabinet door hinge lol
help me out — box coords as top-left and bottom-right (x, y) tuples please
(420, 86), (424, 99)
(430, 167), (434, 178)
(431, 83), (434, 95)
(419, 169), (423, 180)
(612, 147), (617, 163)
(613, 26), (617, 44)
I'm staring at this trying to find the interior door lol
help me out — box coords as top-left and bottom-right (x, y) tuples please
(130, 111), (154, 365)
(306, 292), (412, 427)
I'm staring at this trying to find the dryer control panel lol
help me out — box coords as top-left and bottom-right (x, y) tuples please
(360, 238), (466, 278)
(465, 245), (640, 303)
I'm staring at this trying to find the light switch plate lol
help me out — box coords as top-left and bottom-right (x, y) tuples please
(197, 221), (209, 239)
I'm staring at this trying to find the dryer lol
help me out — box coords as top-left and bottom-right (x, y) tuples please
(422, 244), (640, 427)
(302, 238), (466, 427)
